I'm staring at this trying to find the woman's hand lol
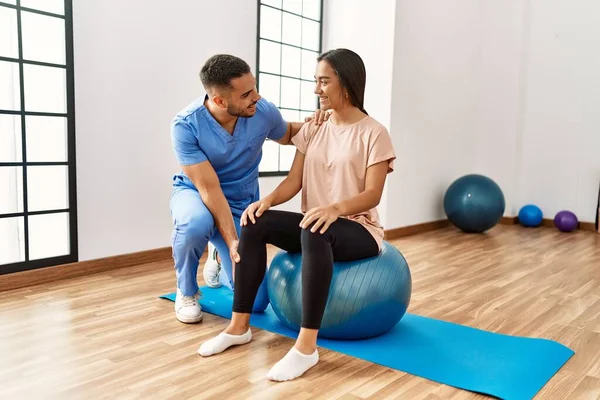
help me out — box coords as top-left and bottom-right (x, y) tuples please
(241, 198), (272, 226)
(299, 205), (341, 234)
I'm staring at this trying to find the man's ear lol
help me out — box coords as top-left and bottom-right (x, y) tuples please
(211, 94), (227, 110)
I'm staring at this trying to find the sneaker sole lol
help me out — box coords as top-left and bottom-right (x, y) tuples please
(176, 312), (203, 324)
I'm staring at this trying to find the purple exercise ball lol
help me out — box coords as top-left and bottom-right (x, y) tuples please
(554, 210), (578, 232)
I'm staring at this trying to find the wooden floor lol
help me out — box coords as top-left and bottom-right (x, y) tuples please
(1, 225), (599, 399)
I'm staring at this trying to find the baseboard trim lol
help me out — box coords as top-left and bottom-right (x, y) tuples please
(541, 218), (596, 232)
(502, 216), (596, 231)
(0, 246), (175, 293)
(579, 221), (597, 232)
(500, 216), (519, 225)
(384, 219), (451, 240)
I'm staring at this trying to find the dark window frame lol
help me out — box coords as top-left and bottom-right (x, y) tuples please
(256, 0), (324, 177)
(0, 0), (78, 275)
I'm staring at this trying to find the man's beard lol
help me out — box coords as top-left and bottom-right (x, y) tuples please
(227, 102), (257, 118)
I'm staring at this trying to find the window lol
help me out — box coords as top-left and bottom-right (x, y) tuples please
(0, 0), (77, 275)
(256, 0), (323, 176)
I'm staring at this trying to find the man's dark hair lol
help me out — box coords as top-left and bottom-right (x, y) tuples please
(200, 54), (251, 92)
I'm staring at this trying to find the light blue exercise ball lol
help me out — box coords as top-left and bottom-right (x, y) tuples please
(266, 241), (412, 340)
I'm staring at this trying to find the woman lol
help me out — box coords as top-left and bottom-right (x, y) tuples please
(198, 48), (396, 382)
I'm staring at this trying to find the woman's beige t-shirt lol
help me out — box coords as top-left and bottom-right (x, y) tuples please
(291, 116), (396, 249)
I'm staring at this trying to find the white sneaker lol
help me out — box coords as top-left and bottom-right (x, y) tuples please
(203, 242), (222, 288)
(175, 288), (203, 323)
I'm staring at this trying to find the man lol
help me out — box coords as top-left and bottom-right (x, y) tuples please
(170, 54), (325, 323)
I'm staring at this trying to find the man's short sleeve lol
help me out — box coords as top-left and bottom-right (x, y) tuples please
(265, 101), (289, 141)
(171, 119), (208, 166)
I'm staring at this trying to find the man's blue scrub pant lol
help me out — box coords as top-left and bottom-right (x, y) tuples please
(170, 185), (269, 312)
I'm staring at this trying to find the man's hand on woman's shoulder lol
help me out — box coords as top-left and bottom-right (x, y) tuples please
(304, 109), (332, 126)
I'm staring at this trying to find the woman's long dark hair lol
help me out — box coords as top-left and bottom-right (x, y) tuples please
(317, 48), (368, 115)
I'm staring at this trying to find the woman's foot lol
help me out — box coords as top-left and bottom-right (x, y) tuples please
(266, 346), (319, 381)
(198, 317), (251, 357)
(197, 327), (252, 356)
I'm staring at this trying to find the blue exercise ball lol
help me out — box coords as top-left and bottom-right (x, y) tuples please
(266, 241), (411, 340)
(518, 204), (543, 227)
(443, 174), (505, 233)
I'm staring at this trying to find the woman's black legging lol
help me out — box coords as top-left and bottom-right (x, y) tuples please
(232, 210), (379, 329)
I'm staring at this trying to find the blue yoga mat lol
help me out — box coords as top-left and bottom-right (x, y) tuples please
(161, 287), (573, 400)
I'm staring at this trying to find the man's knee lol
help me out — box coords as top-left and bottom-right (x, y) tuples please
(178, 212), (215, 247)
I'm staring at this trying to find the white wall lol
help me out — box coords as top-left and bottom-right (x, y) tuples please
(73, 0), (287, 261)
(473, 0), (527, 217)
(383, 0), (599, 227)
(517, 0), (600, 222)
(322, 0), (396, 226)
(386, 0), (480, 228)
(472, 0), (600, 222)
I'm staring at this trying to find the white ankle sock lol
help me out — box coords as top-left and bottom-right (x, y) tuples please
(197, 328), (252, 357)
(266, 347), (319, 381)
